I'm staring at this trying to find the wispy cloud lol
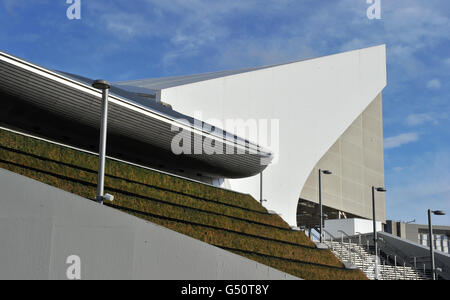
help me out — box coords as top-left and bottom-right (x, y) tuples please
(406, 114), (434, 126)
(426, 78), (442, 90)
(406, 113), (448, 127)
(392, 166), (404, 172)
(0, 0), (28, 14)
(385, 133), (420, 149)
(70, 0), (450, 77)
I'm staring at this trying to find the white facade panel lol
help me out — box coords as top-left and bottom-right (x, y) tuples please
(324, 218), (382, 239)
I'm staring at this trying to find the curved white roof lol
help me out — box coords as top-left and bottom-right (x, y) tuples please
(134, 45), (388, 226)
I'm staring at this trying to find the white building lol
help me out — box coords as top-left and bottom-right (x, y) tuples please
(118, 45), (387, 227)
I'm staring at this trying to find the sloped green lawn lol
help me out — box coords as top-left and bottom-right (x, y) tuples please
(0, 128), (367, 280)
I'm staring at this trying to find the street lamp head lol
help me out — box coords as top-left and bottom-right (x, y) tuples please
(322, 170), (332, 175)
(376, 187), (387, 193)
(92, 79), (111, 90)
(432, 210), (446, 216)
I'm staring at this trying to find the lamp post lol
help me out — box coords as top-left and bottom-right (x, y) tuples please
(318, 169), (332, 243)
(372, 186), (386, 280)
(428, 209), (446, 280)
(260, 172), (263, 205)
(92, 80), (111, 204)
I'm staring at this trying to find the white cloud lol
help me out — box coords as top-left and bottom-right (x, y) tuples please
(445, 58), (450, 66)
(393, 166), (404, 172)
(426, 79), (442, 90)
(100, 13), (149, 38)
(406, 112), (448, 127)
(1, 0), (27, 13)
(82, 0), (450, 74)
(214, 38), (317, 70)
(384, 133), (419, 149)
(406, 113), (435, 126)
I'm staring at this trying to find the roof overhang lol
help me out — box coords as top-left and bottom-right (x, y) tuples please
(0, 50), (272, 179)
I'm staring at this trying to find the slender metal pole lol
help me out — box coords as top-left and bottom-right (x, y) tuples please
(372, 186), (378, 280)
(93, 80), (110, 204)
(319, 169), (323, 243)
(394, 256), (397, 280)
(349, 239), (353, 265)
(360, 242), (362, 260)
(428, 209), (436, 280)
(413, 257), (417, 280)
(260, 172), (263, 205)
(362, 255), (365, 272)
(403, 262), (407, 280)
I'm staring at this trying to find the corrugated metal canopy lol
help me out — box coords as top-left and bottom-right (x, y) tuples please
(0, 50), (272, 179)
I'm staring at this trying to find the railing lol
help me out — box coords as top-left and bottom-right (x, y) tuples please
(352, 233), (432, 280)
(377, 236), (438, 279)
(322, 229), (376, 276)
(322, 229), (337, 241)
(323, 231), (432, 280)
(310, 230), (321, 242)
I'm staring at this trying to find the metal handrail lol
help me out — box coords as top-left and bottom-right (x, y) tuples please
(337, 230), (353, 239)
(324, 235), (382, 278)
(322, 229), (338, 241)
(359, 233), (436, 279)
(328, 232), (435, 280)
(378, 237), (423, 269)
(331, 231), (374, 268)
(323, 231), (428, 279)
(310, 230), (321, 242)
(333, 232), (413, 279)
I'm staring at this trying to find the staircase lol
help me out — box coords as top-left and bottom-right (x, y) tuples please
(324, 240), (431, 280)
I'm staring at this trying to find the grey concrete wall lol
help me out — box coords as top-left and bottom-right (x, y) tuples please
(0, 169), (299, 280)
(300, 94), (386, 222)
(378, 232), (450, 279)
(387, 221), (450, 247)
(405, 223), (420, 242)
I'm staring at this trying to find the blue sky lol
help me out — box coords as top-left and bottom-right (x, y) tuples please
(0, 0), (449, 225)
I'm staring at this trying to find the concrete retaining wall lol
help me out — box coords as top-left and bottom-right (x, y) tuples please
(0, 169), (298, 280)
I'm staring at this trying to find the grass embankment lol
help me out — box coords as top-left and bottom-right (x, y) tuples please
(0, 128), (367, 280)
